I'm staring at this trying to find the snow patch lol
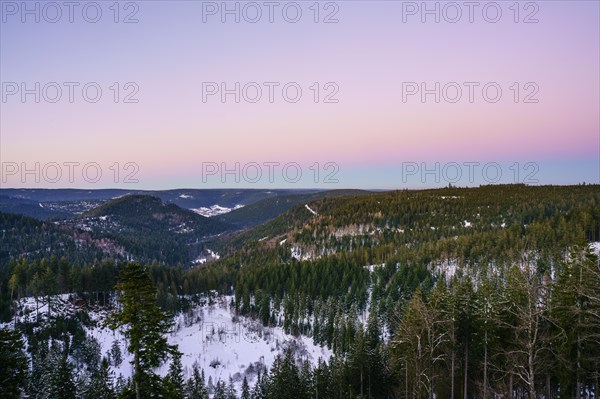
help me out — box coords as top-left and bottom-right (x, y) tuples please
(590, 242), (600, 256)
(192, 204), (244, 218)
(304, 204), (318, 216)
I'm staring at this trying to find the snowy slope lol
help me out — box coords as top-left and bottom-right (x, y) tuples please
(7, 294), (331, 393)
(192, 205), (244, 217)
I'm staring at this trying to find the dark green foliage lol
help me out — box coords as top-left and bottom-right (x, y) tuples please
(0, 327), (28, 398)
(213, 380), (227, 399)
(266, 351), (301, 399)
(0, 212), (104, 265)
(163, 350), (185, 399)
(110, 340), (123, 367)
(48, 343), (77, 399)
(84, 358), (116, 399)
(241, 376), (251, 399)
(184, 366), (209, 399)
(106, 262), (178, 399)
(81, 195), (232, 264)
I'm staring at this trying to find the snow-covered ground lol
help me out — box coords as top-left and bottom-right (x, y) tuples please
(304, 204), (318, 216)
(6, 294), (331, 393)
(192, 204), (244, 218)
(192, 249), (221, 265)
(91, 295), (331, 391)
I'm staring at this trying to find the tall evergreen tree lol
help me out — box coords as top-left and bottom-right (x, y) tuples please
(48, 344), (77, 399)
(106, 262), (177, 399)
(84, 358), (116, 399)
(0, 328), (28, 398)
(184, 366), (209, 399)
(241, 376), (251, 399)
(164, 350), (184, 399)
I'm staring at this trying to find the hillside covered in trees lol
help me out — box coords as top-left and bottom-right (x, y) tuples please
(1, 184), (599, 398)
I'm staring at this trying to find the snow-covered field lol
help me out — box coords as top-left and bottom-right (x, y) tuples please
(6, 294), (331, 392)
(192, 204), (244, 217)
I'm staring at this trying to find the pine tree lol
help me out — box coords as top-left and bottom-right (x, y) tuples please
(552, 244), (600, 398)
(185, 366), (209, 399)
(241, 376), (251, 399)
(473, 277), (501, 399)
(251, 369), (267, 399)
(500, 262), (549, 399)
(48, 344), (77, 399)
(106, 262), (177, 399)
(267, 351), (301, 399)
(164, 350), (184, 399)
(313, 358), (334, 399)
(213, 380), (227, 399)
(85, 358), (116, 399)
(110, 340), (123, 367)
(225, 378), (237, 399)
(0, 328), (28, 398)
(349, 327), (368, 397)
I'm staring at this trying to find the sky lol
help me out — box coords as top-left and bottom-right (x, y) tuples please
(1, 0), (599, 189)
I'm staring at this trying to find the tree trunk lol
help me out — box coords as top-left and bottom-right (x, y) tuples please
(508, 373), (513, 399)
(451, 349), (456, 399)
(576, 330), (581, 399)
(135, 350), (141, 399)
(360, 366), (363, 398)
(405, 362), (408, 399)
(528, 346), (536, 399)
(483, 331), (488, 399)
(463, 342), (468, 399)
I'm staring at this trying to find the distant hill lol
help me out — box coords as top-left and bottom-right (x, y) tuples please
(218, 189), (372, 228)
(70, 195), (233, 264)
(213, 185), (600, 265)
(0, 188), (322, 220)
(0, 212), (104, 263)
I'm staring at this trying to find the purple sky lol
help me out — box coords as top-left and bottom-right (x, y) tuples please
(1, 1), (598, 188)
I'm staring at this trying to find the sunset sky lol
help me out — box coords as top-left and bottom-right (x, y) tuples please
(1, 1), (599, 188)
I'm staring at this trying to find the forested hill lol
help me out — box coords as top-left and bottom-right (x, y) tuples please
(1, 184), (599, 398)
(216, 189), (371, 229)
(0, 212), (105, 264)
(0, 195), (234, 266)
(68, 195), (233, 265)
(215, 184), (600, 263)
(83, 194), (231, 235)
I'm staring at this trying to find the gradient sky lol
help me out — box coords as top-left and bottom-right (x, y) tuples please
(1, 0), (599, 189)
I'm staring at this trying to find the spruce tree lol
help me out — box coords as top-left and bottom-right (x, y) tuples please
(164, 350), (184, 399)
(213, 380), (227, 399)
(0, 328), (28, 398)
(106, 262), (177, 399)
(241, 376), (251, 399)
(184, 366), (209, 399)
(225, 378), (237, 399)
(48, 345), (77, 399)
(85, 358), (116, 399)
